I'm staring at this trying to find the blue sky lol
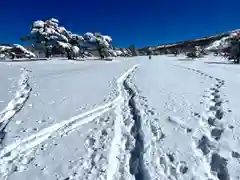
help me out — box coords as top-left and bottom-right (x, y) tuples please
(1, 0), (240, 47)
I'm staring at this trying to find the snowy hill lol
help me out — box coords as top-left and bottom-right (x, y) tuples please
(138, 30), (240, 55)
(206, 30), (240, 51)
(0, 55), (240, 180)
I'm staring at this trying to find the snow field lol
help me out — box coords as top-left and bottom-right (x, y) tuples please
(0, 56), (239, 180)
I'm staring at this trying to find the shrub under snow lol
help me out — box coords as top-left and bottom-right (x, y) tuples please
(0, 44), (36, 59)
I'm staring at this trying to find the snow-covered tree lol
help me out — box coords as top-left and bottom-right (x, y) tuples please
(80, 32), (113, 59)
(224, 36), (240, 63)
(129, 45), (139, 56)
(22, 18), (114, 59)
(186, 46), (202, 59)
(21, 18), (83, 59)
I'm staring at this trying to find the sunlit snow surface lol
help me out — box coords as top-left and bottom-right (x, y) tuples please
(0, 55), (239, 180)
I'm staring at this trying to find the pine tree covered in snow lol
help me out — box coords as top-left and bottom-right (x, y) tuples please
(186, 45), (206, 59)
(21, 18), (114, 59)
(81, 32), (113, 59)
(225, 36), (240, 63)
(21, 18), (83, 59)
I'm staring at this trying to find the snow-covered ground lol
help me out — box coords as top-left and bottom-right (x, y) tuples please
(0, 55), (240, 180)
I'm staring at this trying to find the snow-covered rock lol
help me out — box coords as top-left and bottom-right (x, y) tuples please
(0, 44), (36, 59)
(13, 44), (36, 58)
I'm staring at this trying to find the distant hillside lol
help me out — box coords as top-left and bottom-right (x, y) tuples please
(137, 30), (238, 55)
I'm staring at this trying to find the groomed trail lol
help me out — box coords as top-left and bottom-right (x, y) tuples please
(0, 55), (240, 180)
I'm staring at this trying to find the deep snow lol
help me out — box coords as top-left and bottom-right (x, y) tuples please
(0, 55), (240, 180)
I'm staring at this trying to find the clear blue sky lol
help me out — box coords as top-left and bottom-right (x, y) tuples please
(1, 0), (240, 48)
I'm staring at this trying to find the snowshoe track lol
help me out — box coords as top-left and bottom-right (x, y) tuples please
(123, 72), (149, 180)
(178, 66), (231, 180)
(124, 77), (178, 180)
(67, 114), (115, 180)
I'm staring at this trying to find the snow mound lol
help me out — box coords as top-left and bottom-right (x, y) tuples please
(13, 44), (36, 58)
(0, 44), (36, 59)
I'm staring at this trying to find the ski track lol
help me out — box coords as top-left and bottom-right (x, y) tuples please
(69, 65), (143, 180)
(177, 65), (231, 180)
(0, 64), (140, 180)
(0, 68), (32, 146)
(63, 66), (141, 180)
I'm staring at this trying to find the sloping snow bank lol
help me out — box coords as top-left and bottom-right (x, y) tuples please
(206, 37), (231, 51)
